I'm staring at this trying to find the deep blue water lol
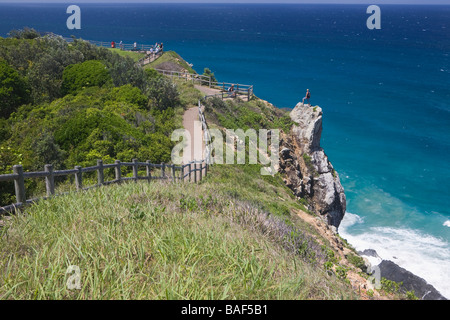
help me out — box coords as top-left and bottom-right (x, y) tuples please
(1, 3), (449, 297)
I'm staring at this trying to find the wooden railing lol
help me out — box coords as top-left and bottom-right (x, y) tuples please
(154, 69), (254, 101)
(137, 51), (163, 66)
(0, 37), (253, 215)
(62, 36), (156, 52)
(0, 159), (209, 214)
(0, 95), (213, 215)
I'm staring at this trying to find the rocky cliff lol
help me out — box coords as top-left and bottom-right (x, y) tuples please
(279, 102), (346, 229)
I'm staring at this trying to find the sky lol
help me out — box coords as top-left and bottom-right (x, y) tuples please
(1, 0), (449, 4)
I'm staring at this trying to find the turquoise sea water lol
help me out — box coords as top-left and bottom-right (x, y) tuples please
(1, 3), (449, 297)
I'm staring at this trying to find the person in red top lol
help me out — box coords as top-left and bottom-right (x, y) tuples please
(111, 41), (115, 48)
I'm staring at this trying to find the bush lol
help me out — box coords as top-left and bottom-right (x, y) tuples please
(8, 27), (41, 40)
(107, 85), (148, 109)
(0, 60), (30, 118)
(346, 253), (367, 272)
(147, 77), (179, 111)
(61, 60), (112, 95)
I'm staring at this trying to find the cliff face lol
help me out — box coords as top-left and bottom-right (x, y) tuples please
(279, 103), (346, 229)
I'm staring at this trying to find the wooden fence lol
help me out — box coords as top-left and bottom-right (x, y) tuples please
(0, 95), (213, 215)
(154, 69), (254, 101)
(0, 159), (209, 214)
(63, 36), (156, 52)
(137, 51), (163, 67)
(0, 38), (254, 215)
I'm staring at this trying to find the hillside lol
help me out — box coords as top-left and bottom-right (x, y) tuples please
(0, 31), (416, 300)
(0, 164), (361, 299)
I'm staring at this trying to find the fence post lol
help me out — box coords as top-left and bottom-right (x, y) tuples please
(209, 77), (211, 88)
(146, 160), (152, 182)
(199, 161), (203, 181)
(194, 162), (197, 183)
(97, 160), (104, 186)
(162, 162), (166, 179)
(75, 166), (82, 191)
(189, 163), (192, 182)
(45, 164), (55, 197)
(13, 165), (26, 204)
(132, 159), (139, 182)
(115, 160), (121, 183)
(171, 165), (176, 183)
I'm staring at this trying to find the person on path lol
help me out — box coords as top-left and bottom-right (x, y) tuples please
(228, 84), (236, 98)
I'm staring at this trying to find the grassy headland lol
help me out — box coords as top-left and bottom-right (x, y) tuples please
(0, 164), (358, 299)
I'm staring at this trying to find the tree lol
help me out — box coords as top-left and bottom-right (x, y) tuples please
(202, 68), (217, 85)
(0, 60), (30, 118)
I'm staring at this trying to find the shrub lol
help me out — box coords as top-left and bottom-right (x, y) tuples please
(8, 27), (41, 40)
(147, 77), (179, 111)
(381, 277), (402, 294)
(61, 60), (112, 95)
(346, 253), (367, 272)
(107, 85), (148, 109)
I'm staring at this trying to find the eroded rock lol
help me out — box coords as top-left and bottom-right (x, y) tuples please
(279, 102), (346, 228)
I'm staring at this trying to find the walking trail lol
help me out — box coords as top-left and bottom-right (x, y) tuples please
(182, 102), (206, 181)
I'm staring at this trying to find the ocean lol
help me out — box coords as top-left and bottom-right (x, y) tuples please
(0, 3), (449, 298)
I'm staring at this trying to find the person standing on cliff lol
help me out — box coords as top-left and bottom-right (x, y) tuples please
(302, 89), (311, 105)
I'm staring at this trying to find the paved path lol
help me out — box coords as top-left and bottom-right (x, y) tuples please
(182, 104), (206, 181)
(194, 85), (221, 97)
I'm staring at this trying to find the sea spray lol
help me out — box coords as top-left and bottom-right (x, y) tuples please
(340, 212), (450, 299)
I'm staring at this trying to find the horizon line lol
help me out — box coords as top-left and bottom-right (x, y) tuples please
(1, 2), (450, 4)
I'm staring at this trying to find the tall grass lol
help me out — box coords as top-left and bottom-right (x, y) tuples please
(0, 165), (357, 300)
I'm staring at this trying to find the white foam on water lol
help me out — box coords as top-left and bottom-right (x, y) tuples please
(340, 212), (450, 299)
(444, 220), (450, 228)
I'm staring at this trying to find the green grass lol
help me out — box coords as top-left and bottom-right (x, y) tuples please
(204, 96), (293, 133)
(108, 48), (146, 62)
(145, 51), (196, 74)
(0, 165), (357, 300)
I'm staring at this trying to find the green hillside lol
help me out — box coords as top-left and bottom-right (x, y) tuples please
(0, 31), (409, 300)
(0, 163), (358, 299)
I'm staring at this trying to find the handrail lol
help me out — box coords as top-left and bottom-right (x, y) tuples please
(154, 68), (254, 101)
(62, 36), (157, 52)
(0, 159), (209, 214)
(0, 37), (254, 214)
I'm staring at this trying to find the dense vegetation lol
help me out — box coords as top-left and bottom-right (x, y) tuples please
(0, 32), (186, 205)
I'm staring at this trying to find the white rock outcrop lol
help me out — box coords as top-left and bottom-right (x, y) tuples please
(279, 103), (346, 228)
